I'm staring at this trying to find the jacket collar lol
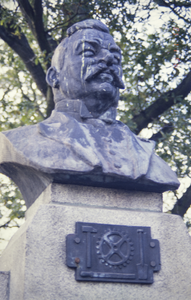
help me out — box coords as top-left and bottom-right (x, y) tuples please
(55, 99), (117, 124)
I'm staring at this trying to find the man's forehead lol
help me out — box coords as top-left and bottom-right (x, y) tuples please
(70, 29), (120, 52)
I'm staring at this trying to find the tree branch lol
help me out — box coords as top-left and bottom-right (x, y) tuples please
(0, 24), (47, 97)
(0, 220), (20, 229)
(0, 86), (11, 103)
(0, 221), (20, 228)
(171, 185), (191, 217)
(170, 1), (191, 8)
(17, 0), (53, 65)
(153, 0), (190, 23)
(0, 4), (47, 97)
(149, 123), (174, 142)
(153, 0), (191, 8)
(132, 68), (191, 134)
(0, 4), (55, 116)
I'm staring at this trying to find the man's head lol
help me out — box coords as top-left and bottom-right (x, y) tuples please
(46, 19), (124, 117)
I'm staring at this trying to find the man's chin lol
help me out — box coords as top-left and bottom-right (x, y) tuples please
(90, 82), (117, 99)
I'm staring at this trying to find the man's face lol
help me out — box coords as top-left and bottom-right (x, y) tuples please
(58, 29), (124, 116)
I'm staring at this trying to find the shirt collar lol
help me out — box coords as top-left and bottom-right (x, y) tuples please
(55, 99), (117, 124)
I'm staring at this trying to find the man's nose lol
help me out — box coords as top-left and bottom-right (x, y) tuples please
(99, 51), (114, 66)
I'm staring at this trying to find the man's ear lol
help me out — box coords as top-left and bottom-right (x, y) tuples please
(46, 66), (59, 88)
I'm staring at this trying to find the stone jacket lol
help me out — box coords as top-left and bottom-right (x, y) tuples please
(0, 101), (179, 208)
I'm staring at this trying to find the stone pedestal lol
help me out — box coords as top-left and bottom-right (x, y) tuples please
(0, 184), (191, 300)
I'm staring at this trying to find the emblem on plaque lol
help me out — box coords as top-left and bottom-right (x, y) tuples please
(66, 222), (160, 284)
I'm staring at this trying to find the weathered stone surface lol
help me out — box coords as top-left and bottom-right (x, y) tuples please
(24, 183), (162, 219)
(0, 184), (191, 300)
(0, 272), (10, 300)
(0, 227), (26, 300)
(0, 19), (179, 209)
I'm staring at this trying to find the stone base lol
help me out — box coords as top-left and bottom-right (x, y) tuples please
(0, 272), (10, 300)
(0, 184), (191, 300)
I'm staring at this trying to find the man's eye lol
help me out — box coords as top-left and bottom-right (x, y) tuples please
(83, 49), (95, 56)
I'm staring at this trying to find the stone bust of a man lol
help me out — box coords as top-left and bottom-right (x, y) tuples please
(46, 19), (124, 120)
(0, 19), (179, 208)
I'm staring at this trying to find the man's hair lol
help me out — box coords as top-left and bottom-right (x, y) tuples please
(51, 19), (109, 72)
(67, 19), (109, 36)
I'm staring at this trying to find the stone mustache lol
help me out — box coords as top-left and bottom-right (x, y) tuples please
(0, 19), (179, 208)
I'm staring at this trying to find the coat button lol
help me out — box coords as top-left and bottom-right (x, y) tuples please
(109, 150), (116, 155)
(114, 163), (122, 168)
(105, 138), (112, 143)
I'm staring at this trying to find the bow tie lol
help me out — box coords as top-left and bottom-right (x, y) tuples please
(55, 99), (117, 124)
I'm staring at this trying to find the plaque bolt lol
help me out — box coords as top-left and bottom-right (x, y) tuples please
(150, 261), (156, 267)
(150, 242), (155, 248)
(75, 257), (80, 264)
(74, 237), (81, 244)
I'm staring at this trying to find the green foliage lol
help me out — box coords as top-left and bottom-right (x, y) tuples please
(0, 176), (26, 226)
(117, 5), (191, 181)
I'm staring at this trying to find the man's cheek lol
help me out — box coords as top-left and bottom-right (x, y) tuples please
(82, 58), (96, 74)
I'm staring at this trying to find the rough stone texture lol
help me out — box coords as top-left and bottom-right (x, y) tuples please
(0, 272), (10, 300)
(25, 184), (163, 219)
(0, 226), (26, 300)
(0, 184), (191, 300)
